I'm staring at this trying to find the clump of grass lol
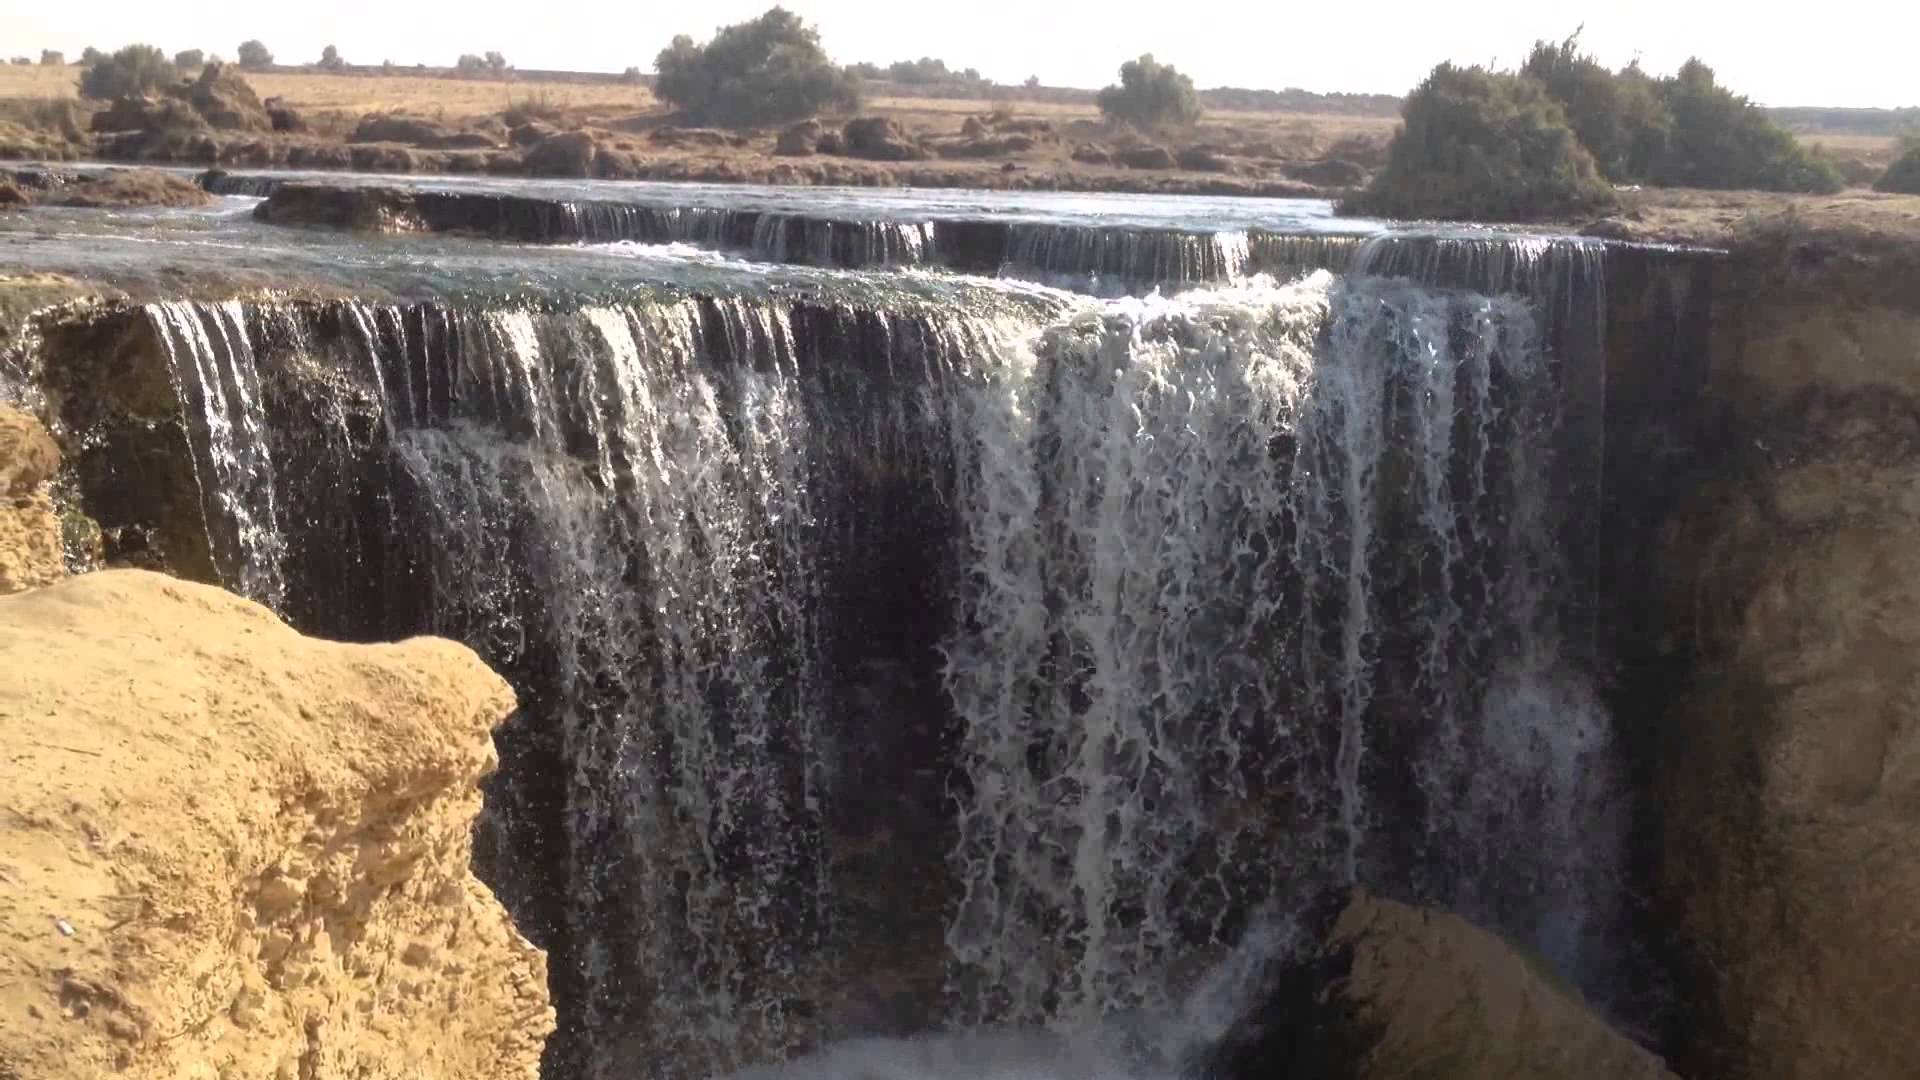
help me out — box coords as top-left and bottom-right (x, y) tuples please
(502, 87), (567, 127)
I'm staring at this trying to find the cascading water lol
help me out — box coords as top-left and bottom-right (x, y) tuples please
(113, 234), (1625, 1078)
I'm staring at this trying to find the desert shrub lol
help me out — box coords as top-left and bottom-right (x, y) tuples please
(1096, 54), (1202, 129)
(654, 7), (862, 127)
(77, 44), (174, 100)
(1348, 62), (1615, 221)
(455, 53), (510, 78)
(503, 88), (566, 126)
(237, 40), (272, 70)
(1522, 35), (1669, 181)
(1877, 144), (1920, 194)
(40, 50), (64, 66)
(1651, 59), (1840, 193)
(317, 45), (346, 72)
(174, 49), (205, 69)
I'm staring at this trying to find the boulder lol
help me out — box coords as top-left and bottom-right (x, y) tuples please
(0, 406), (63, 594)
(0, 178), (26, 209)
(509, 121), (555, 148)
(649, 126), (742, 149)
(0, 570), (553, 1078)
(1175, 145), (1235, 173)
(775, 119), (822, 157)
(183, 63), (269, 132)
(350, 113), (447, 145)
(932, 133), (1037, 159)
(255, 183), (427, 233)
(1071, 143), (1112, 166)
(523, 130), (597, 177)
(44, 169), (211, 209)
(1115, 144), (1177, 170)
(1209, 890), (1677, 1080)
(347, 144), (416, 173)
(816, 129), (845, 155)
(263, 96), (306, 133)
(842, 116), (927, 162)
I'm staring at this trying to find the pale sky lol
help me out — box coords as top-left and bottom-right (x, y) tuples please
(3, 1), (1914, 109)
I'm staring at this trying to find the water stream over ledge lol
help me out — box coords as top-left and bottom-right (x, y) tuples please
(8, 176), (1709, 1079)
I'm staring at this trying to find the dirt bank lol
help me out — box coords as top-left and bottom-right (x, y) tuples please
(0, 569), (553, 1079)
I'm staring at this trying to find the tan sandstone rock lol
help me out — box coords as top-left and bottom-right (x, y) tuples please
(1335, 892), (1674, 1080)
(0, 570), (553, 1079)
(0, 405), (64, 594)
(1212, 889), (1675, 1080)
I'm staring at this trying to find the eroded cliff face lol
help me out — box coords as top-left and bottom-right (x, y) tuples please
(0, 405), (64, 594)
(0, 570), (554, 1080)
(1650, 221), (1920, 1080)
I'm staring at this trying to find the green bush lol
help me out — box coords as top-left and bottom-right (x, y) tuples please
(1522, 35), (1669, 181)
(1348, 63), (1616, 222)
(237, 40), (272, 70)
(654, 7), (862, 127)
(1096, 54), (1201, 128)
(1650, 59), (1840, 193)
(1877, 144), (1920, 194)
(77, 44), (174, 100)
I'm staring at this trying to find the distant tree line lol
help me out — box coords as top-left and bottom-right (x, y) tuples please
(1351, 32), (1847, 221)
(846, 57), (990, 87)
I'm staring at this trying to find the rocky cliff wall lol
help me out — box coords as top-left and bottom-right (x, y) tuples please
(0, 570), (554, 1079)
(1643, 218), (1920, 1080)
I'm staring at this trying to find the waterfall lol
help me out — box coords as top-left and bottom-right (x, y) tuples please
(146, 299), (286, 608)
(130, 242), (1622, 1076)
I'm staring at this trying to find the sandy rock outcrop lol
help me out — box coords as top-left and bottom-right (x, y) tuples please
(0, 570), (553, 1079)
(0, 405), (63, 594)
(1654, 222), (1920, 1080)
(1210, 890), (1676, 1080)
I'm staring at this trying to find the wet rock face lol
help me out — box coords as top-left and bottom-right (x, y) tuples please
(0, 569), (553, 1080)
(1208, 890), (1677, 1080)
(1654, 231), (1920, 1080)
(0, 405), (63, 593)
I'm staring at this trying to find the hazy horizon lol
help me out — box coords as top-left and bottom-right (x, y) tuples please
(4, 1), (1914, 110)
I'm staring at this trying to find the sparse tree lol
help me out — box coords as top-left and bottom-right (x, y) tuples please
(79, 47), (103, 66)
(174, 49), (205, 70)
(456, 53), (487, 76)
(1651, 58), (1840, 193)
(1024, 75), (1041, 90)
(78, 43), (174, 99)
(485, 51), (509, 76)
(654, 7), (861, 127)
(1096, 54), (1202, 128)
(1347, 62), (1615, 221)
(9, 58), (30, 66)
(237, 40), (272, 70)
(318, 45), (346, 72)
(40, 49), (64, 66)
(621, 65), (643, 85)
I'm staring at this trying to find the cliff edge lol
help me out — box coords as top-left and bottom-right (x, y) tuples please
(0, 570), (553, 1079)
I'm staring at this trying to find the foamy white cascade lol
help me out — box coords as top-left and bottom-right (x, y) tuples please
(144, 258), (1623, 1077)
(942, 269), (1622, 1025)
